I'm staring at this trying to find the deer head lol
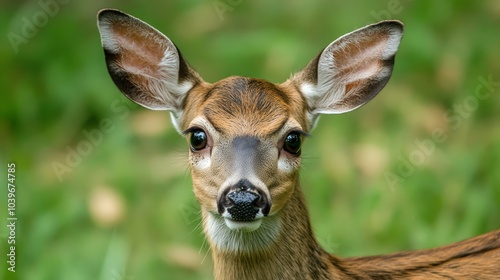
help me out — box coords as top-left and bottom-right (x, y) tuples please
(97, 9), (403, 254)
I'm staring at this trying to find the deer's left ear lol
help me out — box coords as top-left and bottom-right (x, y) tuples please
(289, 20), (403, 128)
(97, 9), (202, 132)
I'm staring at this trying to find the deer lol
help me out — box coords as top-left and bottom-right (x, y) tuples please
(97, 9), (500, 280)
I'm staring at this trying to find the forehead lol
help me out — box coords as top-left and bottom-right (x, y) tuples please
(200, 77), (292, 136)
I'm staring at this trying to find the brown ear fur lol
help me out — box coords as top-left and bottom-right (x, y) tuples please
(97, 9), (201, 112)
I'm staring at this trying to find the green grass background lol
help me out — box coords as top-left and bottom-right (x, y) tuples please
(1, 0), (499, 279)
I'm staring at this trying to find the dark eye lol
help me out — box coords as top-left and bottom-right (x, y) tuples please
(190, 129), (208, 151)
(283, 132), (302, 155)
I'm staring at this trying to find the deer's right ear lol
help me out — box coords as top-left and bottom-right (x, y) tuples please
(290, 20), (403, 130)
(97, 9), (201, 128)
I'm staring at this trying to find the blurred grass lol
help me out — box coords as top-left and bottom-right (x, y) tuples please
(1, 0), (499, 279)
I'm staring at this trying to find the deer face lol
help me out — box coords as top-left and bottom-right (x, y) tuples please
(181, 77), (309, 233)
(97, 9), (403, 250)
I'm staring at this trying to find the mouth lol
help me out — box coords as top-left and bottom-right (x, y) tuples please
(223, 217), (263, 232)
(206, 211), (280, 252)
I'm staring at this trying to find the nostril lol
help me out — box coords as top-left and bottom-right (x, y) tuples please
(256, 198), (270, 216)
(217, 188), (232, 214)
(255, 189), (271, 216)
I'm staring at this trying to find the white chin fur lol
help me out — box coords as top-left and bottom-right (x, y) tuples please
(224, 218), (262, 232)
(206, 213), (281, 252)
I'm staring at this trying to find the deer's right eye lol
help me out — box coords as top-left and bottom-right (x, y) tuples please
(190, 129), (208, 151)
(283, 131), (302, 155)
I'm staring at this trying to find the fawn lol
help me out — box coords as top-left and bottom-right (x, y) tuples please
(97, 9), (500, 280)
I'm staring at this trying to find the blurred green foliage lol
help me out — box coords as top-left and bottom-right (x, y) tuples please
(1, 0), (499, 279)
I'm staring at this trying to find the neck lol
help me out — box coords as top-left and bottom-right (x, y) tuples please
(203, 185), (347, 280)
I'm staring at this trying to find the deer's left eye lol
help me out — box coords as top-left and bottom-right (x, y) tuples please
(190, 129), (208, 151)
(283, 132), (302, 155)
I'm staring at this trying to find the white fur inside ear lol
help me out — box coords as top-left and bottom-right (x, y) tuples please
(300, 80), (348, 115)
(158, 47), (194, 101)
(382, 28), (403, 59)
(97, 19), (121, 53)
(299, 82), (318, 100)
(137, 46), (194, 113)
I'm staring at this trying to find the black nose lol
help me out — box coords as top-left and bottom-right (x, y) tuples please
(217, 179), (271, 221)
